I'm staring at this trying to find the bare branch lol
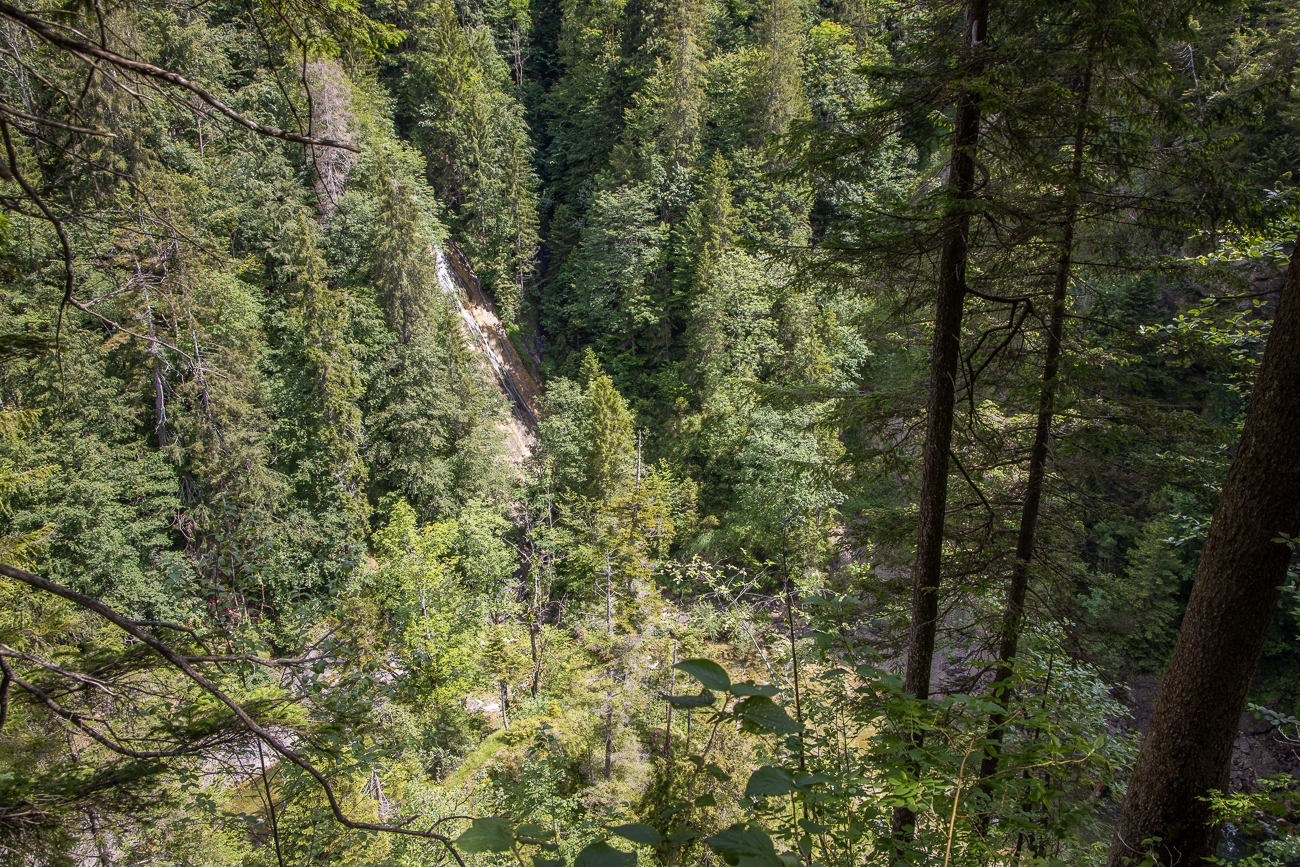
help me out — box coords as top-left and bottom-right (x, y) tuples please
(0, 99), (114, 136)
(65, 295), (202, 365)
(0, 644), (120, 696)
(0, 116), (75, 374)
(183, 653), (318, 668)
(0, 0), (360, 153)
(0, 656), (11, 732)
(0, 563), (466, 863)
(966, 287), (1033, 305)
(7, 667), (205, 758)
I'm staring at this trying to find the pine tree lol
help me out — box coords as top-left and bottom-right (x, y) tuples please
(1121, 516), (1185, 659)
(557, 184), (667, 366)
(661, 0), (707, 161)
(395, 0), (541, 320)
(757, 0), (806, 136)
(282, 211), (369, 536)
(896, 3), (993, 840)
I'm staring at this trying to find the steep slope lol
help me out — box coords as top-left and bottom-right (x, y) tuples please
(436, 241), (543, 463)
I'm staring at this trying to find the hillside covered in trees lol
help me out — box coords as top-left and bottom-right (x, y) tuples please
(0, 0), (1298, 864)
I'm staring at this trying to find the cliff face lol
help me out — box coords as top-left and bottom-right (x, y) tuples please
(301, 61), (535, 467)
(435, 242), (542, 465)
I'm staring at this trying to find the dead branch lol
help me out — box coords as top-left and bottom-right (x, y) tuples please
(0, 563), (466, 864)
(0, 0), (360, 153)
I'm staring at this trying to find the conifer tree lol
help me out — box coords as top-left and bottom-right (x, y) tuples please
(394, 0), (541, 319)
(894, 2), (992, 839)
(758, 0), (806, 136)
(1107, 236), (1300, 867)
(282, 211), (369, 535)
(373, 174), (437, 344)
(581, 351), (636, 500)
(661, 0), (706, 161)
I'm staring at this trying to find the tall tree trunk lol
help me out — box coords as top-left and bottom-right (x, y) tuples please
(604, 702), (614, 780)
(1107, 237), (1300, 867)
(257, 739), (286, 867)
(529, 618), (542, 697)
(152, 362), (168, 447)
(142, 285), (168, 448)
(604, 551), (615, 780)
(893, 0), (990, 840)
(605, 552), (614, 634)
(529, 544), (544, 697)
(978, 61), (1092, 787)
(87, 807), (115, 867)
(664, 640), (676, 760)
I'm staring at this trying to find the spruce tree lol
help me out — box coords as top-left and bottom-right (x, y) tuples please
(893, 0), (991, 839)
(581, 351), (636, 500)
(1107, 237), (1300, 867)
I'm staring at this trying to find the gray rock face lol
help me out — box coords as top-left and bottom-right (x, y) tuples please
(1240, 709), (1275, 737)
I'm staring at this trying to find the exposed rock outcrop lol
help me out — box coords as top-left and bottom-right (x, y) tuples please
(435, 241), (542, 465)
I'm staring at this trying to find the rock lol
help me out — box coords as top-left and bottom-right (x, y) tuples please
(1247, 741), (1283, 778)
(1240, 709), (1275, 736)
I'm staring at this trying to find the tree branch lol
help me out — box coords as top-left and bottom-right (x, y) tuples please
(0, 563), (465, 863)
(0, 1), (360, 153)
(0, 100), (114, 137)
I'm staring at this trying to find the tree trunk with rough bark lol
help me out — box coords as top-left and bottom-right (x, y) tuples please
(1107, 237), (1300, 867)
(892, 0), (990, 841)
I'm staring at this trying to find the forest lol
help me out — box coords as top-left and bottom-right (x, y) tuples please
(0, 0), (1298, 864)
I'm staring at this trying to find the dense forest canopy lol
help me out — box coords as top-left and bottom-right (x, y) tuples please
(0, 0), (1298, 864)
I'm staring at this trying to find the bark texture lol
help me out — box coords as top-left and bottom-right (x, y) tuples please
(892, 0), (990, 840)
(1107, 237), (1300, 867)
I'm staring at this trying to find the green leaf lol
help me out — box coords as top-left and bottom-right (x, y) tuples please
(533, 858), (565, 867)
(674, 659), (731, 692)
(695, 793), (718, 807)
(704, 762), (732, 781)
(795, 774), (831, 787)
(456, 817), (515, 854)
(517, 823), (554, 840)
(667, 827), (696, 846)
(609, 824), (663, 846)
(731, 682), (778, 697)
(735, 696), (803, 734)
(574, 840), (637, 867)
(660, 799), (690, 818)
(706, 824), (778, 864)
(665, 689), (716, 708)
(745, 766), (796, 798)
